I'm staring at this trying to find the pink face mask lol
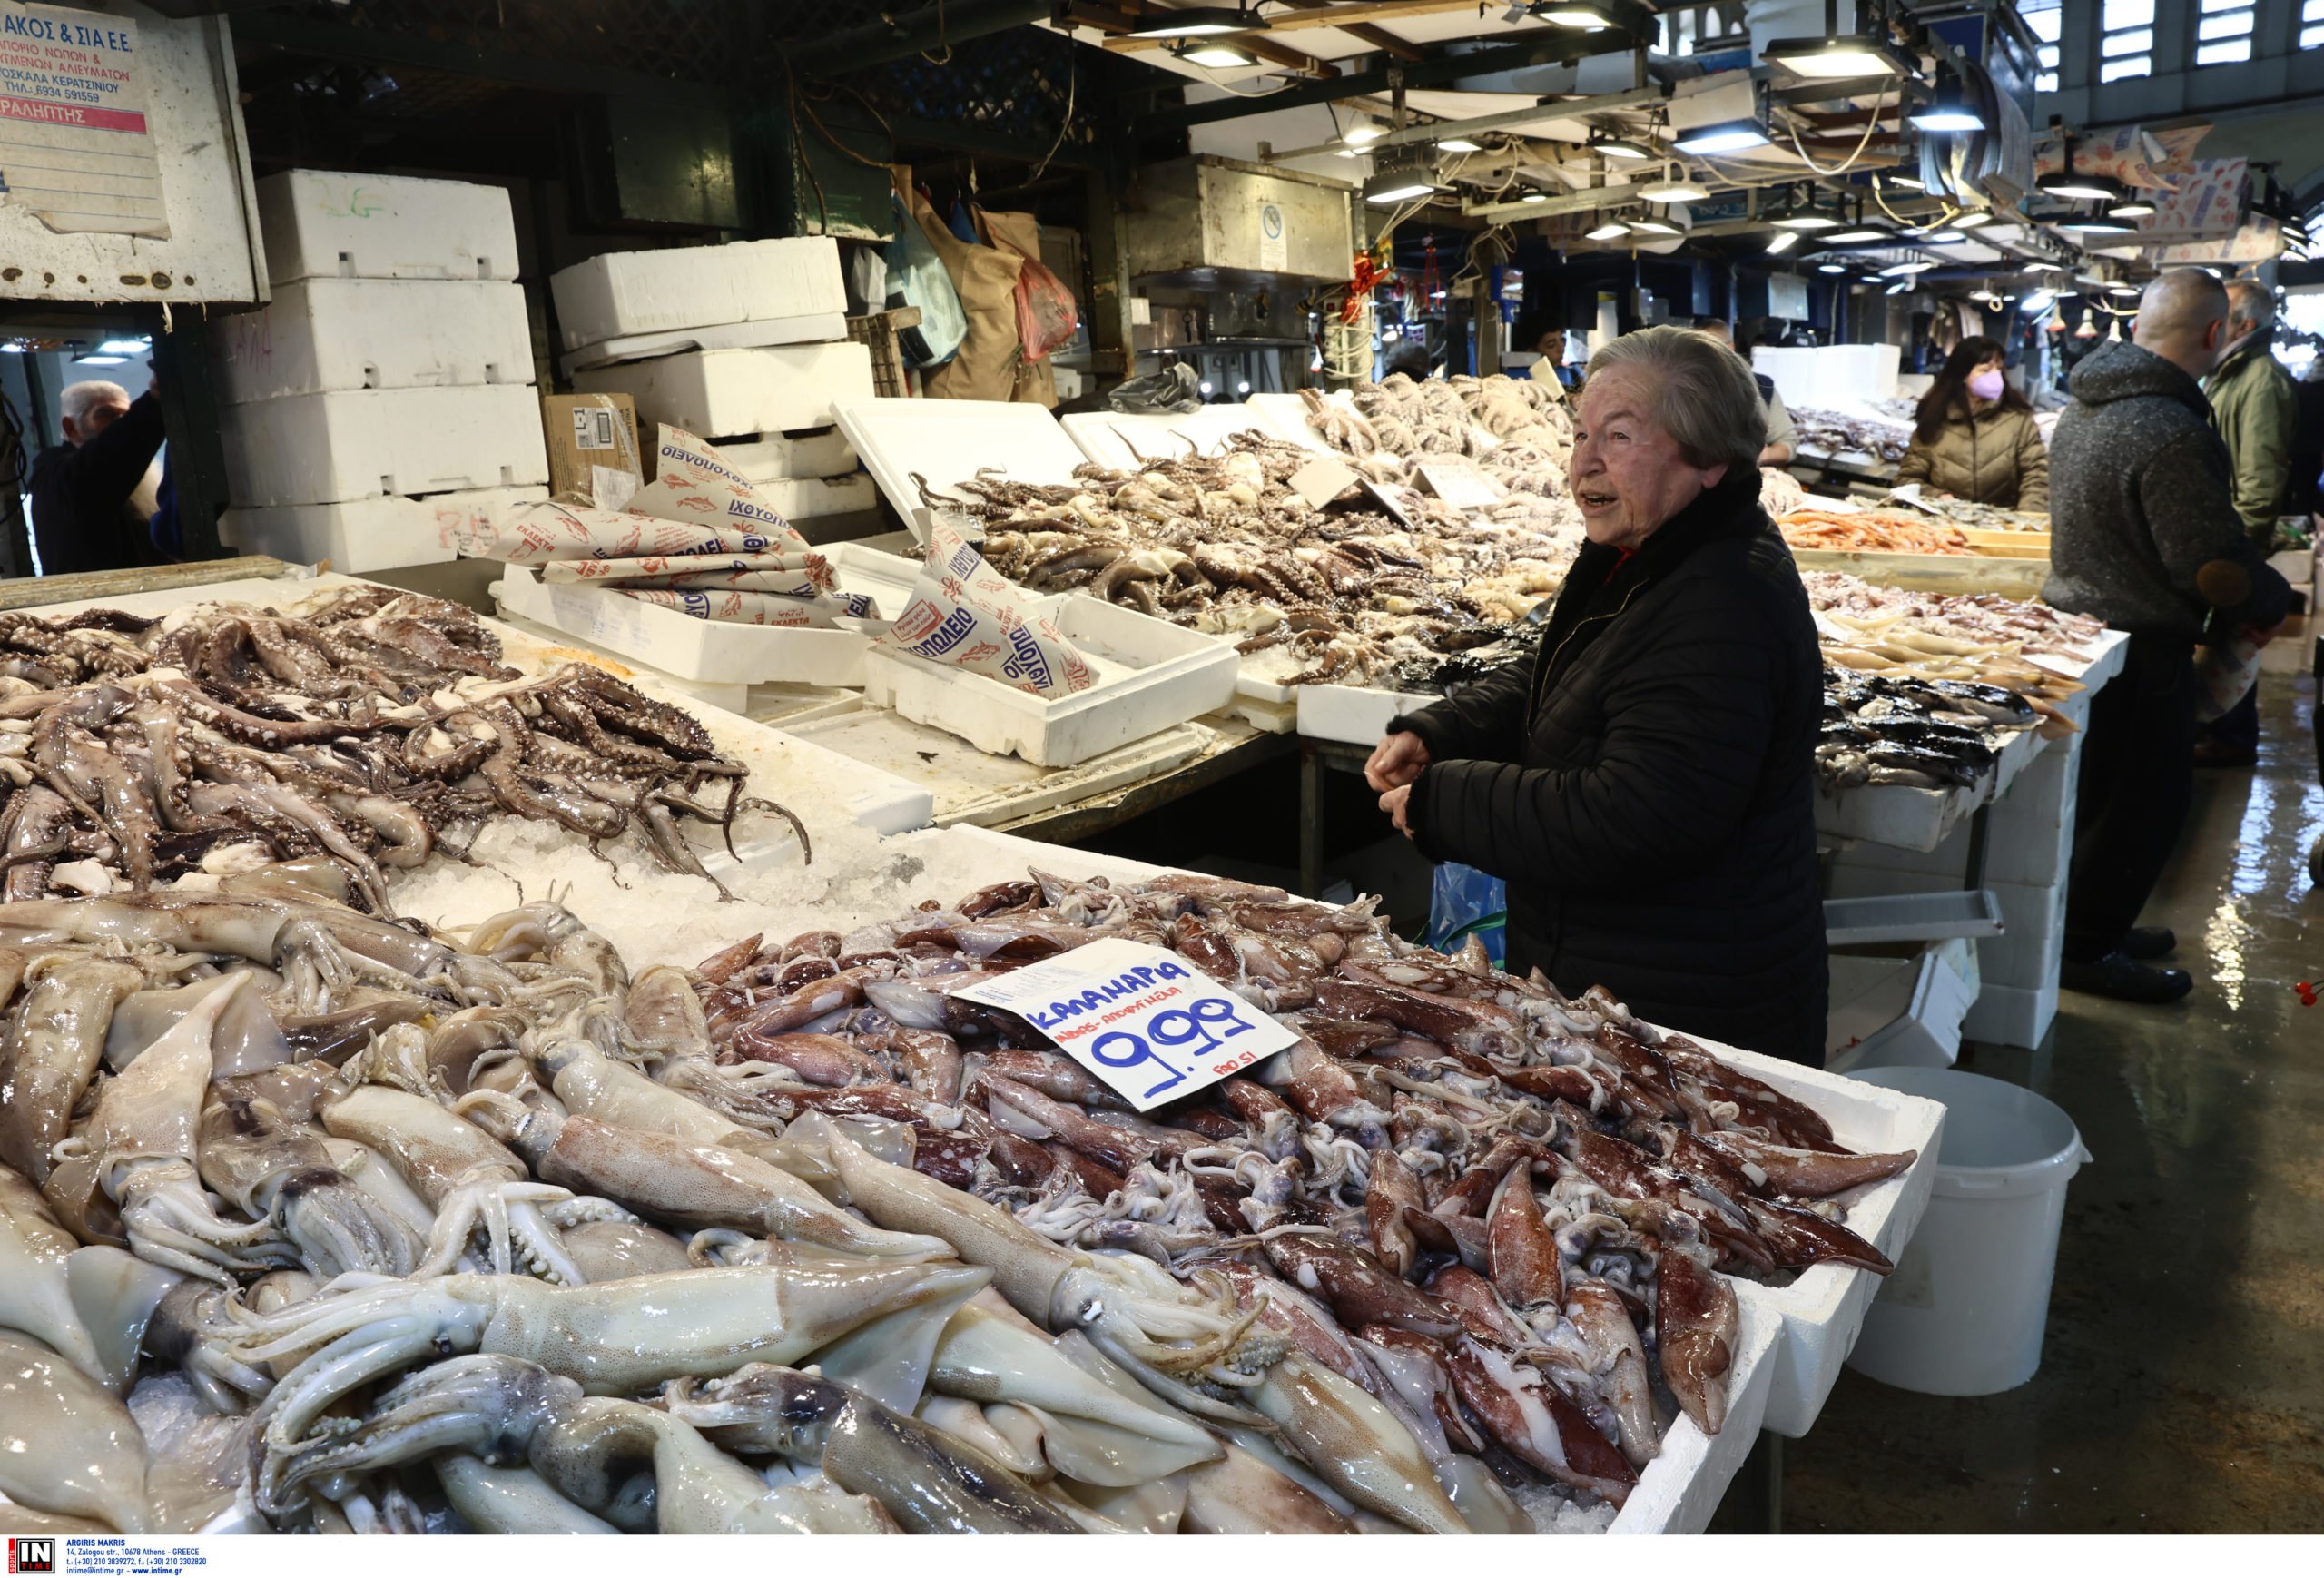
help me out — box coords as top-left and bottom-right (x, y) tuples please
(1967, 368), (2006, 400)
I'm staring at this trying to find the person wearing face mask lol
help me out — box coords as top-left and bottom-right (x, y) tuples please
(1365, 326), (1826, 1063)
(1894, 337), (2050, 511)
(2043, 270), (2292, 1004)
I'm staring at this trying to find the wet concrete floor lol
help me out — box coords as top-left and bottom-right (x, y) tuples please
(1768, 646), (2324, 1533)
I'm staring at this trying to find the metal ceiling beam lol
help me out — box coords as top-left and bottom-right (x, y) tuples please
(1275, 0), (1423, 63)
(1131, 28), (1644, 133)
(1066, 2), (1340, 76)
(787, 0), (1057, 72)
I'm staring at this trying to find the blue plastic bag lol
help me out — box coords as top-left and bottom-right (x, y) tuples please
(1425, 863), (1506, 966)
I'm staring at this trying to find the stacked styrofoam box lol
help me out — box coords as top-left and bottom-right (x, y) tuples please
(220, 171), (549, 570)
(1828, 732), (2083, 1050)
(555, 242), (877, 520)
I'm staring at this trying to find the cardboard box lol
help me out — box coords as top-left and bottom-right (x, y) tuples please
(257, 169), (519, 285)
(541, 392), (642, 505)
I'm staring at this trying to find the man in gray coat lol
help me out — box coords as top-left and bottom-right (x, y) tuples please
(2044, 270), (2292, 1002)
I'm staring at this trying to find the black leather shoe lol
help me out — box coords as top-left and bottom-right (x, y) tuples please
(2061, 952), (2192, 1003)
(2122, 926), (2177, 960)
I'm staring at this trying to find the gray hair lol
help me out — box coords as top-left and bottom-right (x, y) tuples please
(1583, 323), (1766, 476)
(60, 380), (130, 428)
(2225, 278), (2276, 332)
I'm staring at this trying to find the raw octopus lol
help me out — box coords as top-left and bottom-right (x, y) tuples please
(0, 586), (805, 910)
(0, 871), (1915, 1537)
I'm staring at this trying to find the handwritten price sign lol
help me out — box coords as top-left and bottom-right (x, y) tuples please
(946, 939), (1297, 1111)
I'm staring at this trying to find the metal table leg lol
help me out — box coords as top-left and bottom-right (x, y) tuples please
(1299, 741), (1324, 897)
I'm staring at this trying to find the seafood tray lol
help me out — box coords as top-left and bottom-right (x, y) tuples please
(833, 397), (1092, 541)
(859, 595), (1240, 767)
(488, 541), (922, 689)
(1295, 678), (1437, 746)
(1815, 719), (2049, 853)
(1788, 547), (2051, 601)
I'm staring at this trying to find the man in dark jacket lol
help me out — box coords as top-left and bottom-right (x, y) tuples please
(2044, 269), (2293, 1003)
(1370, 327), (1827, 1063)
(29, 374), (165, 577)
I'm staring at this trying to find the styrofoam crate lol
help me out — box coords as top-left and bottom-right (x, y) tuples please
(1960, 978), (2060, 1050)
(257, 169), (517, 284)
(1826, 945), (1978, 1074)
(1704, 1041), (1947, 1437)
(218, 279), (534, 404)
(760, 474), (875, 520)
(489, 542), (919, 688)
(220, 385), (550, 508)
(1295, 682), (1434, 746)
(549, 238), (847, 353)
(1978, 904), (2067, 992)
(860, 597), (1239, 767)
(832, 398), (1090, 540)
(723, 429), (858, 482)
(574, 344), (875, 440)
(220, 486), (548, 573)
(559, 313), (849, 378)
(1606, 1300), (1781, 1534)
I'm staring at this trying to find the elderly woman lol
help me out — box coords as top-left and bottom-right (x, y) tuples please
(1368, 325), (1827, 1063)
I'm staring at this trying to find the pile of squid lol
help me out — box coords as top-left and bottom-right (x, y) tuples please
(0, 587), (804, 911)
(0, 870), (1915, 1537)
(925, 434), (1578, 691)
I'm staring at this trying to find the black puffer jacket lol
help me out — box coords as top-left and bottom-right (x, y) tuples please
(1392, 470), (1827, 1064)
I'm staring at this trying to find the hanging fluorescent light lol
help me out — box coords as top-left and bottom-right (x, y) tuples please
(1128, 5), (1262, 38)
(2072, 212), (2133, 233)
(1630, 212), (1686, 235)
(1765, 231), (1802, 255)
(1674, 118), (1769, 155)
(1952, 209), (1994, 229)
(1765, 0), (1915, 78)
(1343, 117), (1386, 146)
(1437, 135), (1483, 153)
(2039, 136), (2124, 202)
(2021, 291), (2056, 314)
(1817, 262), (1850, 274)
(1637, 173), (1708, 202)
(1772, 207), (1840, 232)
(1174, 38), (1258, 68)
(1909, 68), (1985, 133)
(1886, 282), (1910, 295)
(1879, 258), (1936, 275)
(1529, 2), (1614, 29)
(1586, 219), (1631, 241)
(1365, 173), (1440, 204)
(1825, 226), (1891, 243)
(1520, 191), (1548, 203)
(2023, 261), (2065, 272)
(96, 339), (151, 355)
(1591, 134), (1653, 160)
(75, 354), (128, 366)
(2108, 197), (2157, 220)
(1920, 229), (1966, 243)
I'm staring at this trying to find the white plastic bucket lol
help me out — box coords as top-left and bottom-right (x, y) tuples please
(1841, 1067), (2091, 1396)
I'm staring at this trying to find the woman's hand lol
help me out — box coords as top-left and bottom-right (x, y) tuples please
(1379, 784), (1415, 839)
(1365, 731), (1431, 791)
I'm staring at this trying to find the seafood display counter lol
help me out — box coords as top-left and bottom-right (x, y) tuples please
(0, 567), (1947, 1539)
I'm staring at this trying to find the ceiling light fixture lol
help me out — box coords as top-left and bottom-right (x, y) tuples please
(1765, 231), (1802, 255)
(1529, 2), (1615, 29)
(1817, 261), (1850, 273)
(1952, 209), (1994, 229)
(75, 354), (128, 366)
(1173, 38), (1258, 68)
(1586, 219), (1632, 241)
(1908, 66), (1985, 133)
(1630, 210), (1686, 235)
(1879, 258), (1936, 275)
(1637, 171), (1709, 202)
(1766, 0), (1917, 79)
(2038, 136), (2126, 203)
(96, 339), (151, 355)
(2107, 197), (2156, 220)
(1365, 172), (1441, 204)
(1825, 226), (1891, 243)
(1343, 117), (1385, 146)
(1126, 5), (1260, 38)
(2071, 211), (2133, 233)
(1674, 118), (1769, 155)
(1520, 191), (1548, 203)
(1436, 135), (1483, 153)
(1920, 229), (1966, 242)
(1590, 133), (1653, 160)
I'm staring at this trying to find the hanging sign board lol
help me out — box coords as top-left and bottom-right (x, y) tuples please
(947, 939), (1298, 1112)
(0, 2), (168, 237)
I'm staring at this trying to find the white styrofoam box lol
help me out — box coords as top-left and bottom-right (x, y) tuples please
(560, 313), (851, 378)
(1707, 1040), (1947, 1438)
(860, 597), (1239, 767)
(1295, 682), (1434, 745)
(760, 474), (877, 519)
(1815, 718), (2048, 854)
(723, 429), (858, 482)
(218, 280), (534, 405)
(575, 345), (875, 441)
(1242, 390), (1354, 452)
(1822, 890), (2003, 946)
(258, 169), (518, 285)
(550, 238), (847, 353)
(1061, 406), (1284, 472)
(1606, 1300), (1780, 1534)
(1826, 946), (1979, 1074)
(489, 542), (916, 689)
(832, 398), (1090, 540)
(220, 385), (550, 508)
(1961, 978), (2060, 1051)
(1753, 343), (1901, 409)
(1835, 734), (2081, 887)
(1979, 906), (2068, 993)
(220, 486), (548, 574)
